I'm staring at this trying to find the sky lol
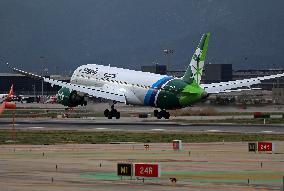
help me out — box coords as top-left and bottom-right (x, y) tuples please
(0, 0), (284, 74)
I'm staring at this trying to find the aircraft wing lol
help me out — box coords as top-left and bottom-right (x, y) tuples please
(201, 73), (284, 94)
(7, 63), (126, 103)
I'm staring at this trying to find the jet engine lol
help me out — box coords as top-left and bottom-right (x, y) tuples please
(57, 87), (87, 107)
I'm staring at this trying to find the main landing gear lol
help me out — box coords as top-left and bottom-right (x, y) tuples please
(104, 102), (120, 119)
(154, 109), (170, 119)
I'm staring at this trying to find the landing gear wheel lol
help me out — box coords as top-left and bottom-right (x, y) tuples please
(115, 112), (120, 119)
(105, 101), (120, 119)
(164, 112), (170, 119)
(157, 112), (162, 119)
(104, 109), (109, 117)
(154, 110), (158, 117)
(155, 110), (170, 119)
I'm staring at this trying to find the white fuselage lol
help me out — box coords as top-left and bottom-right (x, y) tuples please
(70, 64), (173, 105)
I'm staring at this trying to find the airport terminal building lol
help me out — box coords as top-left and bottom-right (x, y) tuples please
(0, 73), (70, 95)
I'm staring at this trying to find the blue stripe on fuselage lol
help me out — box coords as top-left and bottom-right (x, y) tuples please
(144, 76), (173, 106)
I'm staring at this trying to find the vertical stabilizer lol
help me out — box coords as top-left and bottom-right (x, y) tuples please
(182, 33), (210, 84)
(6, 84), (14, 101)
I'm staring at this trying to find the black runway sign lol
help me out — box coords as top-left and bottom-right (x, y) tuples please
(117, 163), (132, 176)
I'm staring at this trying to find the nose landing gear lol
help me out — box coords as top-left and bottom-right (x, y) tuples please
(104, 102), (120, 119)
(154, 109), (170, 119)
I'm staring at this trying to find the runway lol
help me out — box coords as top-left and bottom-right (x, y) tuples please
(0, 118), (283, 134)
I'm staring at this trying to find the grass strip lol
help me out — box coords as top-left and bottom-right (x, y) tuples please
(0, 130), (284, 145)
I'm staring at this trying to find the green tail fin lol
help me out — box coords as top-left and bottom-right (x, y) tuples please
(182, 33), (210, 84)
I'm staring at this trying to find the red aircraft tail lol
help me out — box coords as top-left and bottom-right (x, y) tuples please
(0, 85), (16, 114)
(6, 84), (14, 102)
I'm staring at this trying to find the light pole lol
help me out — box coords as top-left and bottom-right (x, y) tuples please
(32, 84), (36, 103)
(40, 56), (45, 99)
(163, 49), (174, 72)
(40, 56), (48, 102)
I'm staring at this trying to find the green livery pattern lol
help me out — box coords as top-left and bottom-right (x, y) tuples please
(148, 33), (210, 110)
(182, 33), (210, 84)
(155, 79), (205, 109)
(57, 87), (72, 106)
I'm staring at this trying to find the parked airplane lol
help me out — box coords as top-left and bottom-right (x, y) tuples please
(0, 85), (16, 114)
(0, 84), (13, 103)
(7, 33), (284, 119)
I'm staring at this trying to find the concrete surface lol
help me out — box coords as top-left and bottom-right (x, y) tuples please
(0, 117), (283, 134)
(0, 142), (283, 191)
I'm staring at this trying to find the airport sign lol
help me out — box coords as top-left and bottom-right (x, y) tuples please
(117, 163), (133, 176)
(248, 142), (257, 152)
(134, 163), (161, 178)
(172, 140), (182, 151)
(257, 142), (272, 152)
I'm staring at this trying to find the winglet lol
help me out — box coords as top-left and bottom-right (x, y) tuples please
(6, 62), (11, 69)
(6, 62), (43, 80)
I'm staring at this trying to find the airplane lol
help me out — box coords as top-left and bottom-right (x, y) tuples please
(0, 85), (16, 114)
(0, 84), (13, 103)
(6, 33), (284, 119)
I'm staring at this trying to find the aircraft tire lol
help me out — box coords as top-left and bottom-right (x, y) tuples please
(164, 112), (170, 119)
(104, 109), (109, 117)
(115, 112), (120, 119)
(154, 110), (158, 117)
(157, 112), (162, 119)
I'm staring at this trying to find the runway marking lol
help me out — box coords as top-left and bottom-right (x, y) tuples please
(28, 127), (45, 129)
(96, 128), (108, 130)
(261, 131), (274, 133)
(151, 128), (165, 131)
(207, 129), (221, 132)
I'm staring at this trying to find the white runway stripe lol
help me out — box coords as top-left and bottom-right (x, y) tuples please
(151, 128), (165, 131)
(28, 127), (45, 129)
(207, 129), (221, 132)
(261, 131), (273, 133)
(96, 128), (108, 130)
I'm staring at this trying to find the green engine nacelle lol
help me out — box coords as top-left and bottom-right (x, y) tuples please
(57, 87), (87, 107)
